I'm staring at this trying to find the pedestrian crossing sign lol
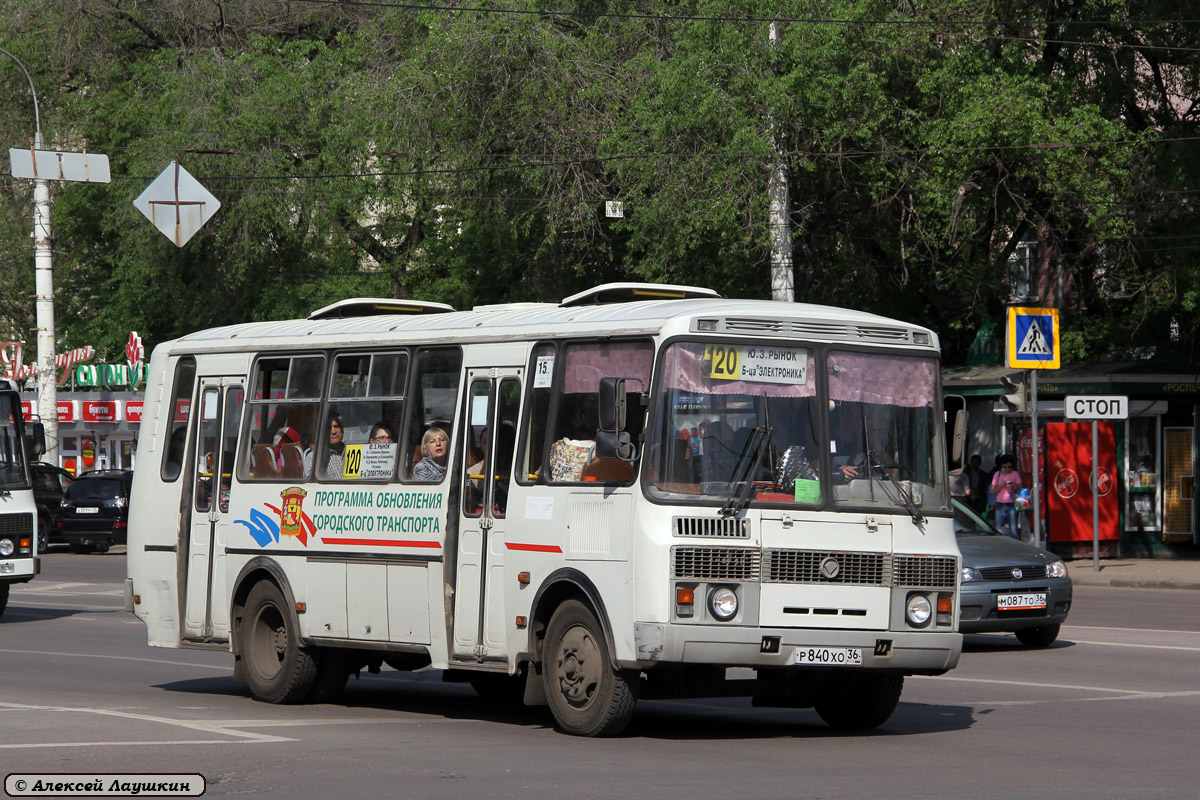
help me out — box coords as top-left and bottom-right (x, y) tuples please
(1007, 307), (1060, 369)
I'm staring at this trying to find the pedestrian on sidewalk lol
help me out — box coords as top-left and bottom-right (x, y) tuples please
(990, 454), (1023, 539)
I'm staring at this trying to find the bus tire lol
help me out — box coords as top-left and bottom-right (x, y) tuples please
(307, 648), (354, 703)
(542, 599), (637, 736)
(240, 581), (317, 704)
(0, 583), (8, 617)
(814, 673), (903, 730)
(1015, 624), (1060, 647)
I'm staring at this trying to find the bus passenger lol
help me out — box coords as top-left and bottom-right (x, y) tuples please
(304, 413), (346, 480)
(413, 426), (449, 482)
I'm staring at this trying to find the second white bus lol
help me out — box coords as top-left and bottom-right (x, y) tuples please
(126, 283), (961, 736)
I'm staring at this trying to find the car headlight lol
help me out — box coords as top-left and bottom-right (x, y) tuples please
(905, 593), (932, 627)
(1046, 560), (1068, 579)
(708, 586), (738, 621)
(961, 566), (982, 583)
(0, 538), (13, 557)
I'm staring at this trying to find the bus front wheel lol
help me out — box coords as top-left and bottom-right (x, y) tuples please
(542, 599), (637, 737)
(813, 672), (903, 730)
(240, 581), (317, 704)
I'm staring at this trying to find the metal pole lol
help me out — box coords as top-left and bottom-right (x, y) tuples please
(1, 45), (58, 465)
(1092, 420), (1100, 570)
(767, 22), (794, 303)
(1030, 369), (1041, 548)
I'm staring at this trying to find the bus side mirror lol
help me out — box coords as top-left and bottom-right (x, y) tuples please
(599, 377), (627, 432)
(26, 422), (46, 458)
(596, 430), (634, 461)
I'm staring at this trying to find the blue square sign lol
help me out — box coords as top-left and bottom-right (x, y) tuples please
(1007, 307), (1059, 369)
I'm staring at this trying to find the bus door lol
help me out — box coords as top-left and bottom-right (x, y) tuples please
(182, 378), (245, 641)
(452, 368), (522, 662)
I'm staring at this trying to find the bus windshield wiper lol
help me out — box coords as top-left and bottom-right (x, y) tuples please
(720, 425), (768, 518)
(864, 449), (926, 525)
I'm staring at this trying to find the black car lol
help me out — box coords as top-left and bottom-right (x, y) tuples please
(954, 498), (1073, 646)
(30, 462), (73, 552)
(58, 469), (133, 553)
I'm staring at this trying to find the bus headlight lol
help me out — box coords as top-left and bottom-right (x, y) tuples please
(905, 593), (932, 627)
(708, 586), (738, 621)
(0, 538), (13, 556)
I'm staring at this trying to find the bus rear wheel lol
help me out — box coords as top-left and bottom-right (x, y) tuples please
(542, 600), (637, 737)
(240, 581), (317, 704)
(813, 673), (903, 730)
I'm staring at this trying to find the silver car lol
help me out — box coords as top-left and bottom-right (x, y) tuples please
(954, 499), (1072, 646)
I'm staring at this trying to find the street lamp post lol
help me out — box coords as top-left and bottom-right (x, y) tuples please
(2, 45), (59, 465)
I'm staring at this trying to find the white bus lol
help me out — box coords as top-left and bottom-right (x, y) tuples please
(1, 377), (45, 617)
(125, 283), (961, 736)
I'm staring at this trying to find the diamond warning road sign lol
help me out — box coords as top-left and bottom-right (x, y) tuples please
(133, 161), (220, 247)
(1007, 306), (1060, 369)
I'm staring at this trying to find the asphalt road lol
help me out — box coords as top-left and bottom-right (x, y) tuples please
(3, 550), (1199, 799)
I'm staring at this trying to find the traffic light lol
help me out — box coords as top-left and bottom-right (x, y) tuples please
(999, 374), (1026, 412)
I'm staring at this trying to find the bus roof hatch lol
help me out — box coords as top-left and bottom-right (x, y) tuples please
(560, 282), (720, 307)
(308, 298), (456, 320)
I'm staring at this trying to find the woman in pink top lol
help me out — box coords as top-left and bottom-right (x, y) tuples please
(990, 455), (1023, 539)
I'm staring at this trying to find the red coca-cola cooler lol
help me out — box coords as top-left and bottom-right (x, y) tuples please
(1041, 421), (1120, 547)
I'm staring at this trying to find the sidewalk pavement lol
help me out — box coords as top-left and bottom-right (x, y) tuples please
(1064, 557), (1200, 590)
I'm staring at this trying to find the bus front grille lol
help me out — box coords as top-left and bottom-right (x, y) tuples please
(0, 512), (34, 537)
(672, 546), (761, 581)
(892, 555), (958, 588)
(764, 550), (887, 585)
(673, 516), (750, 539)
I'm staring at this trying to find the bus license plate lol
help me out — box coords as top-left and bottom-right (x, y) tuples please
(997, 592), (1047, 611)
(76, 507), (99, 514)
(791, 647), (863, 666)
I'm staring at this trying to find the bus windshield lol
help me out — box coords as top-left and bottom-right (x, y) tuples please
(646, 341), (948, 514)
(0, 394), (33, 491)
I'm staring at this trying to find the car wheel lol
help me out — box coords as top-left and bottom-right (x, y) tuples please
(542, 599), (638, 737)
(1015, 624), (1060, 647)
(37, 518), (48, 554)
(239, 581), (318, 704)
(814, 673), (904, 730)
(93, 541), (111, 555)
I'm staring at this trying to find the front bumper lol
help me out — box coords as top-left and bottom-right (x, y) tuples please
(0, 556), (40, 583)
(958, 579), (1072, 633)
(633, 622), (961, 675)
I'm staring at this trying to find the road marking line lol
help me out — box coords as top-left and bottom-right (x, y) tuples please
(1066, 624), (1200, 635)
(0, 739), (279, 750)
(0, 649), (228, 671)
(914, 675), (1154, 695)
(1068, 639), (1200, 652)
(0, 701), (294, 745)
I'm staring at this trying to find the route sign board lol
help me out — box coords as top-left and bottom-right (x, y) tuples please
(9, 148), (111, 183)
(1007, 306), (1060, 369)
(1064, 395), (1128, 420)
(133, 161), (221, 247)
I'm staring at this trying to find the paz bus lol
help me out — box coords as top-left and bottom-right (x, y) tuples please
(125, 283), (962, 736)
(1, 377), (45, 617)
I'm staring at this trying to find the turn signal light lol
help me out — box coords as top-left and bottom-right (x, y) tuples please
(936, 592), (954, 626)
(294, 602), (307, 613)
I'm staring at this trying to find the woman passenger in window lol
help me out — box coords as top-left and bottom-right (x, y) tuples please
(413, 426), (449, 482)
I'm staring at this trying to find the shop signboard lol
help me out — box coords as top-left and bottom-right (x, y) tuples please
(57, 400), (78, 423)
(126, 401), (144, 424)
(82, 400), (120, 423)
(82, 439), (96, 469)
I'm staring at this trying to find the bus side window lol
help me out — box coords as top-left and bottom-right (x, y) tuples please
(520, 343), (555, 483)
(404, 348), (462, 483)
(161, 357), (196, 482)
(492, 378), (521, 517)
(239, 355), (323, 482)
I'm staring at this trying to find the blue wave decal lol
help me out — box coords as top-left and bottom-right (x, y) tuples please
(235, 507), (280, 548)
